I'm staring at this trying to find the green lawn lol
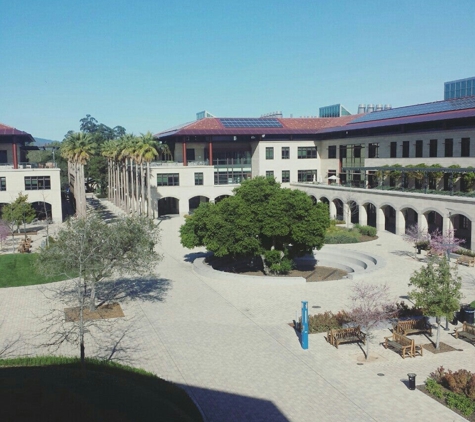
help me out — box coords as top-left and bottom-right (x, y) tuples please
(0, 356), (203, 422)
(0, 253), (69, 287)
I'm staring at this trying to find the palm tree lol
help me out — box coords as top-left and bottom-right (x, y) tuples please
(138, 132), (159, 217)
(117, 134), (136, 213)
(101, 140), (120, 204)
(61, 132), (95, 218)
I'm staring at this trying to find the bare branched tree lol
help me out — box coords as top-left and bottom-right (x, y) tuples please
(348, 282), (397, 360)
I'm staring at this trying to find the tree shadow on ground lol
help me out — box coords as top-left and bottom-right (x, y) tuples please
(96, 276), (172, 304)
(86, 198), (119, 222)
(183, 252), (212, 263)
(180, 383), (290, 422)
(390, 250), (422, 260)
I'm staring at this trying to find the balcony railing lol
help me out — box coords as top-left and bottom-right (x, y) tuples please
(0, 162), (58, 169)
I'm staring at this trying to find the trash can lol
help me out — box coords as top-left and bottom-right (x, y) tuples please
(465, 307), (475, 325)
(459, 305), (467, 323)
(407, 373), (416, 390)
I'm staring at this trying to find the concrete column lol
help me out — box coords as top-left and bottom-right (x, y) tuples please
(182, 142), (187, 166)
(376, 207), (385, 232)
(395, 209), (406, 235)
(419, 212), (428, 233)
(443, 215), (454, 233)
(208, 142), (213, 165)
(181, 199), (190, 215)
(329, 201), (336, 220)
(358, 204), (367, 226)
(12, 141), (18, 169)
(470, 223), (475, 250)
(343, 202), (349, 224)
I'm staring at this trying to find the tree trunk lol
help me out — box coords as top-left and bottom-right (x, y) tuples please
(260, 254), (270, 275)
(147, 162), (152, 218)
(89, 281), (96, 312)
(365, 334), (370, 360)
(135, 161), (140, 214)
(436, 316), (441, 349)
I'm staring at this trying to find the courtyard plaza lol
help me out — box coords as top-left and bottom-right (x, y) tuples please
(1, 197), (474, 421)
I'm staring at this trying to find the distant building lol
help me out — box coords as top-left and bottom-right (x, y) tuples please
(319, 104), (351, 118)
(444, 76), (475, 100)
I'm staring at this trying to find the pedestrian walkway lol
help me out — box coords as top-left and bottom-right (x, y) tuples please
(1, 198), (474, 421)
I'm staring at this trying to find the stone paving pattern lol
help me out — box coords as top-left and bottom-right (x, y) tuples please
(1, 198), (475, 421)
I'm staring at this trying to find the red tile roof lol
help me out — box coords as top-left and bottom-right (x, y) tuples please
(0, 123), (35, 142)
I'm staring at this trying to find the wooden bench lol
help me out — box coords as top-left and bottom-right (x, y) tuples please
(454, 322), (475, 345)
(456, 255), (475, 267)
(393, 318), (432, 337)
(427, 249), (444, 258)
(327, 326), (366, 349)
(384, 332), (423, 358)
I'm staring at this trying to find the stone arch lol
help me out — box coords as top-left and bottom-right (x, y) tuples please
(157, 197), (179, 217)
(363, 202), (377, 228)
(333, 198), (344, 221)
(188, 196), (209, 213)
(215, 194), (230, 203)
(308, 194), (317, 205)
(347, 200), (359, 224)
(30, 201), (52, 221)
(450, 213), (472, 250)
(381, 204), (396, 234)
(422, 209), (443, 234)
(400, 206), (418, 233)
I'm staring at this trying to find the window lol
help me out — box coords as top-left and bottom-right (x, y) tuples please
(24, 176), (51, 190)
(445, 139), (453, 157)
(266, 171), (274, 179)
(402, 141), (409, 158)
(194, 172), (203, 185)
(266, 147), (274, 160)
(328, 146), (337, 159)
(0, 150), (7, 164)
(429, 139), (438, 157)
(186, 149), (195, 161)
(298, 147), (317, 159)
(415, 140), (423, 158)
(157, 173), (179, 186)
(368, 143), (379, 158)
(281, 170), (290, 183)
(461, 215), (470, 230)
(281, 147), (289, 159)
(0, 177), (5, 191)
(297, 170), (317, 182)
(353, 145), (362, 158)
(339, 145), (347, 159)
(390, 142), (397, 158)
(461, 138), (470, 157)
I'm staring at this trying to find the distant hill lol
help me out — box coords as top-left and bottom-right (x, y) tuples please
(33, 137), (60, 146)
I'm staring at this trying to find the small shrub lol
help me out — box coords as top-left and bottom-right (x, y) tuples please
(415, 240), (430, 251)
(396, 301), (424, 318)
(325, 231), (359, 244)
(356, 225), (377, 237)
(264, 250), (294, 275)
(426, 378), (444, 399)
(445, 392), (475, 416)
(305, 310), (351, 334)
(444, 369), (475, 400)
(455, 248), (475, 257)
(430, 366), (447, 384)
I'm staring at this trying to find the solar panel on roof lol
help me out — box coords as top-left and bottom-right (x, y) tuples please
(351, 97), (475, 124)
(219, 118), (283, 128)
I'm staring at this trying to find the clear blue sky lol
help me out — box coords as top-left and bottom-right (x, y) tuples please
(1, 0), (474, 141)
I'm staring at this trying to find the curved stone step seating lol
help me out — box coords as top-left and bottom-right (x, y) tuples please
(193, 247), (385, 285)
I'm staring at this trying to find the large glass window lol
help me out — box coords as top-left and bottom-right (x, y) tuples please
(415, 140), (423, 158)
(339, 145), (347, 159)
(461, 138), (470, 157)
(430, 139), (438, 157)
(368, 143), (379, 158)
(0, 177), (5, 191)
(402, 141), (409, 158)
(298, 170), (317, 182)
(390, 142), (397, 158)
(445, 139), (453, 157)
(328, 146), (337, 159)
(157, 173), (179, 186)
(298, 147), (317, 159)
(24, 176), (51, 190)
(281, 147), (289, 159)
(281, 170), (290, 183)
(266, 147), (274, 160)
(194, 172), (203, 186)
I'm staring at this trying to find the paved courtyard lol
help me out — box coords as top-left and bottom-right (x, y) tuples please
(1, 198), (475, 421)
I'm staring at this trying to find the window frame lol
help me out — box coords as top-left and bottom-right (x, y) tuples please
(194, 172), (203, 186)
(281, 147), (290, 160)
(24, 176), (51, 190)
(297, 146), (317, 159)
(265, 147), (274, 160)
(156, 173), (180, 186)
(281, 170), (290, 183)
(328, 145), (337, 159)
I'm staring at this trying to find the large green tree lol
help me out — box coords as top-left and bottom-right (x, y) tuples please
(408, 257), (462, 349)
(180, 177), (330, 274)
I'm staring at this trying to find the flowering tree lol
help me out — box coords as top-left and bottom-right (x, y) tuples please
(429, 229), (465, 260)
(348, 282), (397, 360)
(403, 224), (430, 258)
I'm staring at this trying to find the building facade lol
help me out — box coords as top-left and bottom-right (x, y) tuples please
(0, 124), (62, 223)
